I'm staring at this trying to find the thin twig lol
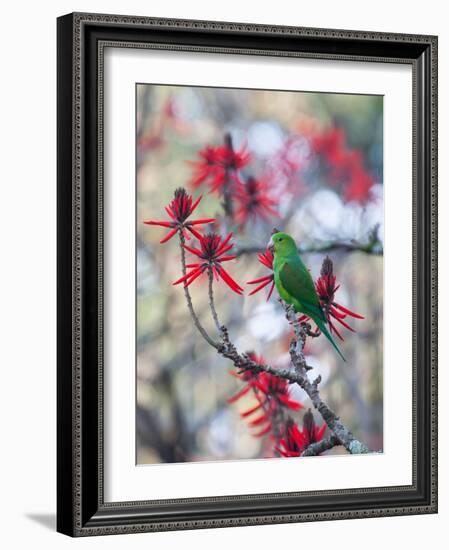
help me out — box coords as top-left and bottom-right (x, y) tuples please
(207, 266), (222, 332)
(178, 232), (219, 349)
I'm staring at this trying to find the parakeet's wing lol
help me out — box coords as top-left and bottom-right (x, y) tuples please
(279, 260), (325, 321)
(278, 258), (346, 361)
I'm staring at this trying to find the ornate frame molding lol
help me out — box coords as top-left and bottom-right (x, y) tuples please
(57, 12), (437, 536)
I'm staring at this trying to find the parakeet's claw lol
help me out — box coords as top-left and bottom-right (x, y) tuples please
(300, 321), (321, 338)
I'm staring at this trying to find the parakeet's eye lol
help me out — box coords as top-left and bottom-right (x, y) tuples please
(278, 238), (283, 242)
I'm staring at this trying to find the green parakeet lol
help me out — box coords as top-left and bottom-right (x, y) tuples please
(268, 231), (346, 362)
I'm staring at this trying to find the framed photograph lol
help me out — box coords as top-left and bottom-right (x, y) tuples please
(57, 12), (438, 536)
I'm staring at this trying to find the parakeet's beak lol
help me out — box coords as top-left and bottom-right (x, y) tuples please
(268, 236), (274, 253)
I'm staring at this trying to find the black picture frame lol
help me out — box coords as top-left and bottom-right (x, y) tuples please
(57, 12), (438, 537)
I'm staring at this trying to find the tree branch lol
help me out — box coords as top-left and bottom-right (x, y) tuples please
(217, 309), (370, 454)
(236, 242), (382, 257)
(282, 301), (370, 454)
(236, 227), (383, 257)
(301, 434), (341, 457)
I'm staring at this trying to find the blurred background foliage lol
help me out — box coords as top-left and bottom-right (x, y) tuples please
(136, 84), (383, 464)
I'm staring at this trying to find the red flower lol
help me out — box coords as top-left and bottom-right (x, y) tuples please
(269, 136), (306, 179)
(227, 352), (265, 404)
(343, 153), (374, 202)
(246, 249), (275, 301)
(188, 134), (250, 193)
(261, 137), (307, 208)
(311, 127), (374, 202)
(252, 371), (304, 414)
(138, 133), (164, 152)
(302, 409), (327, 448)
(302, 256), (364, 341)
(216, 138), (250, 172)
(276, 419), (305, 457)
(138, 97), (182, 154)
(312, 127), (347, 168)
(277, 410), (326, 457)
(143, 188), (215, 244)
(234, 176), (278, 227)
(228, 354), (303, 439)
(173, 232), (243, 294)
(188, 145), (223, 189)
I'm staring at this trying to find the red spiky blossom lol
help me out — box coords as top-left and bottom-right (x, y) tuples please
(302, 408), (327, 448)
(300, 256), (364, 341)
(227, 352), (265, 404)
(311, 127), (374, 202)
(188, 145), (222, 189)
(251, 371), (304, 414)
(188, 134), (250, 193)
(277, 410), (326, 457)
(173, 232), (244, 294)
(228, 354), (303, 439)
(138, 133), (164, 153)
(312, 127), (347, 168)
(143, 188), (215, 244)
(234, 176), (278, 227)
(270, 136), (306, 178)
(263, 136), (308, 199)
(138, 97), (183, 153)
(343, 151), (375, 202)
(276, 419), (305, 457)
(246, 249), (275, 301)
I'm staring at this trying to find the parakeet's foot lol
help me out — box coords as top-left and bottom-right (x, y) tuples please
(300, 321), (320, 338)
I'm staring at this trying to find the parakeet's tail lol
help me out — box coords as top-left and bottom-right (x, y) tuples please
(314, 317), (346, 362)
